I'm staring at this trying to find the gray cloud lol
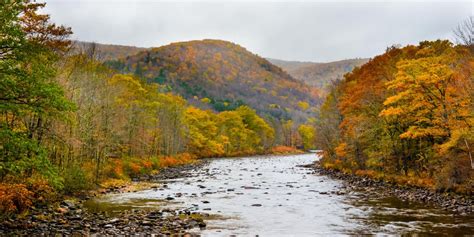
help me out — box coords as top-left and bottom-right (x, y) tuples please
(43, 0), (472, 62)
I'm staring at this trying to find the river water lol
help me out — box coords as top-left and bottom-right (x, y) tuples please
(85, 154), (473, 235)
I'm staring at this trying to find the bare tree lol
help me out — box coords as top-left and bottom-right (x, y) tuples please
(453, 16), (474, 52)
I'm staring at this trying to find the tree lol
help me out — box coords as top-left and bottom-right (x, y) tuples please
(453, 16), (474, 52)
(216, 111), (249, 155)
(183, 107), (223, 157)
(381, 41), (462, 141)
(20, 2), (72, 52)
(316, 39), (473, 191)
(314, 81), (343, 160)
(0, 0), (73, 187)
(236, 106), (274, 151)
(298, 124), (315, 150)
(281, 120), (296, 147)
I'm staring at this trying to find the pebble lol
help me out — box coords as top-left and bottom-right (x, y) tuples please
(0, 161), (211, 236)
(309, 162), (473, 214)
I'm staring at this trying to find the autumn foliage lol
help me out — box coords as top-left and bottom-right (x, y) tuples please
(108, 39), (320, 123)
(315, 40), (473, 193)
(0, 184), (33, 215)
(271, 146), (303, 155)
(0, 1), (291, 215)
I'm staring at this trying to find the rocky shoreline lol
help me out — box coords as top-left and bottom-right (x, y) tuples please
(306, 162), (473, 215)
(0, 203), (207, 236)
(0, 161), (210, 236)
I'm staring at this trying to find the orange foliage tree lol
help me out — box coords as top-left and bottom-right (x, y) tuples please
(316, 40), (473, 192)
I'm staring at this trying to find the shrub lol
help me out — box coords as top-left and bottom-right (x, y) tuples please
(27, 177), (57, 205)
(0, 183), (33, 215)
(271, 146), (302, 154)
(435, 154), (473, 192)
(141, 160), (153, 169)
(159, 156), (180, 167)
(150, 157), (160, 170)
(103, 159), (127, 180)
(177, 153), (195, 163)
(128, 162), (142, 176)
(101, 154), (196, 180)
(159, 153), (196, 168)
(62, 164), (93, 194)
(355, 169), (377, 179)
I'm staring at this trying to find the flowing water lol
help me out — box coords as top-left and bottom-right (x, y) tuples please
(84, 154), (474, 235)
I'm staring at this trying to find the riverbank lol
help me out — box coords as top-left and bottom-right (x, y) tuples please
(1, 151), (310, 235)
(0, 161), (209, 236)
(93, 160), (210, 196)
(80, 153), (473, 235)
(308, 161), (473, 215)
(4, 154), (471, 235)
(0, 202), (207, 236)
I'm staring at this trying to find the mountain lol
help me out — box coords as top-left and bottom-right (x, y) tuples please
(72, 41), (366, 92)
(268, 58), (369, 89)
(107, 39), (321, 122)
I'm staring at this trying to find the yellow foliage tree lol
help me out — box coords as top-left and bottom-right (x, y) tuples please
(298, 124), (316, 150)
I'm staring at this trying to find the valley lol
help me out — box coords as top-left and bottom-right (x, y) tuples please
(1, 1), (472, 236)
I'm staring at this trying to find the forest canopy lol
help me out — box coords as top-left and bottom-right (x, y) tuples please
(0, 1), (295, 213)
(314, 40), (473, 193)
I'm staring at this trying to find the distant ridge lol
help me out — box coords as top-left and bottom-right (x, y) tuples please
(268, 58), (369, 89)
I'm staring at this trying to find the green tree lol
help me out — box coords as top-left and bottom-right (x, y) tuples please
(0, 1), (73, 188)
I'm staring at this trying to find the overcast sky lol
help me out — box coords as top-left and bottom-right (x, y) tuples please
(43, 0), (472, 62)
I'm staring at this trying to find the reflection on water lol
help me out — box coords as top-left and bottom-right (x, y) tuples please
(347, 194), (474, 235)
(84, 154), (474, 235)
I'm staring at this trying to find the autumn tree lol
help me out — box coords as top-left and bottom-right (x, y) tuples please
(316, 39), (473, 192)
(298, 124), (316, 150)
(314, 81), (343, 160)
(381, 41), (473, 187)
(235, 106), (275, 152)
(183, 107), (223, 157)
(216, 111), (249, 155)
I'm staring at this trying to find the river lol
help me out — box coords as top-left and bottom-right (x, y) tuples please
(84, 154), (473, 235)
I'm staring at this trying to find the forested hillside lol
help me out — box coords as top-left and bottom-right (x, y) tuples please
(315, 40), (473, 193)
(269, 58), (368, 89)
(0, 1), (294, 214)
(107, 40), (321, 123)
(75, 41), (362, 96)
